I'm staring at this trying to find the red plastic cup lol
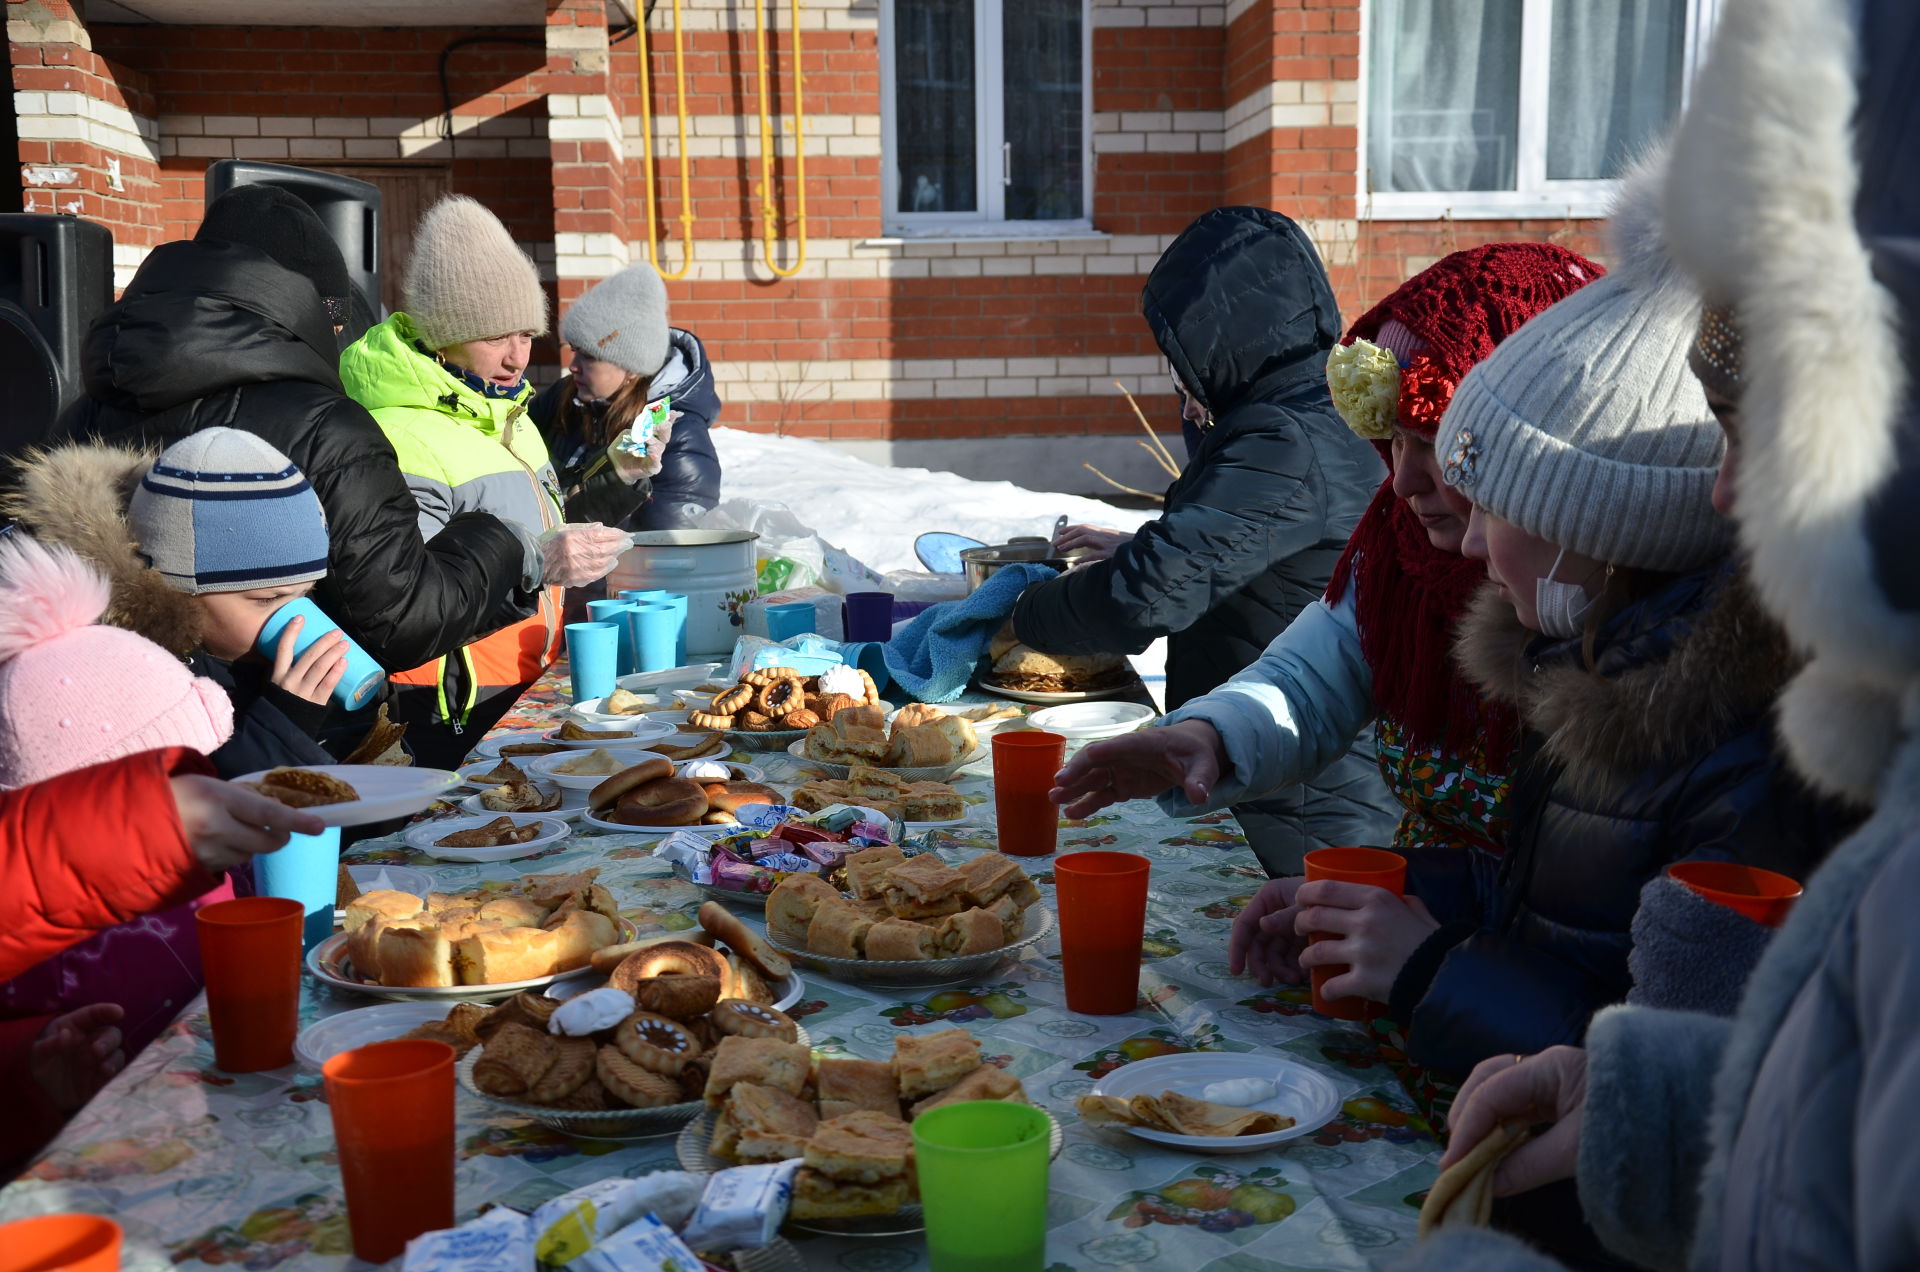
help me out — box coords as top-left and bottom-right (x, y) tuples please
(1668, 861), (1803, 927)
(195, 895), (304, 1072)
(0, 1213), (122, 1271)
(993, 730), (1067, 857)
(1055, 850), (1151, 1014)
(323, 1039), (457, 1263)
(1302, 846), (1408, 1022)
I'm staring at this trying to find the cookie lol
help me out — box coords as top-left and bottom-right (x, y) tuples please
(597, 1045), (688, 1108)
(711, 999), (799, 1043)
(614, 1011), (702, 1075)
(711, 684), (754, 714)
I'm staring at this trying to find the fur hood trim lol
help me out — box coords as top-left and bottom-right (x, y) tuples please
(0, 443), (205, 654)
(1664, 0), (1920, 686)
(1453, 574), (1793, 798)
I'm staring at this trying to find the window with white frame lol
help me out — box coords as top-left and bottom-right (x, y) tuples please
(1364, 0), (1720, 219)
(881, 0), (1091, 233)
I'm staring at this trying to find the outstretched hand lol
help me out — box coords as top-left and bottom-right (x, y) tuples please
(1049, 719), (1225, 818)
(170, 775), (326, 875)
(31, 1003), (127, 1112)
(1228, 876), (1307, 986)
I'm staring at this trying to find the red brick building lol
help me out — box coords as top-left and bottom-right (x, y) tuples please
(7, 0), (1718, 491)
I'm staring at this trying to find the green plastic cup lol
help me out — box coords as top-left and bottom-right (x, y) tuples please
(912, 1100), (1051, 1272)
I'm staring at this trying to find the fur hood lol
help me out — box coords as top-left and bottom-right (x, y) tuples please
(1454, 568), (1794, 797)
(0, 443), (205, 654)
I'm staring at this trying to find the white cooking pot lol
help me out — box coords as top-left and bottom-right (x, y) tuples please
(606, 530), (760, 657)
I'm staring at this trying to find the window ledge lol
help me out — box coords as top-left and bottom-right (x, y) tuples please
(865, 226), (1109, 247)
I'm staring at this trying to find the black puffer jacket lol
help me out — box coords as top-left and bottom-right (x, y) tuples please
(1389, 563), (1844, 1080)
(1011, 207), (1383, 708)
(530, 327), (724, 531)
(60, 238), (533, 674)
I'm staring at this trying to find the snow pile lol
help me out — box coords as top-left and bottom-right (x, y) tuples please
(708, 427), (1157, 574)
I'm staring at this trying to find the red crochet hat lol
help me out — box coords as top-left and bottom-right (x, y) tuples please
(1327, 243), (1602, 792)
(1335, 243), (1603, 441)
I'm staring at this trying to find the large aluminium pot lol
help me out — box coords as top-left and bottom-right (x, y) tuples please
(604, 530), (760, 656)
(960, 539), (1083, 594)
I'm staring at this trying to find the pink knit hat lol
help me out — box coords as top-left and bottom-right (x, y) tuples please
(0, 535), (233, 788)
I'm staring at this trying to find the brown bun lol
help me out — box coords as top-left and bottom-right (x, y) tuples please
(588, 756), (675, 811)
(611, 940), (730, 1018)
(700, 780), (783, 812)
(610, 776), (709, 826)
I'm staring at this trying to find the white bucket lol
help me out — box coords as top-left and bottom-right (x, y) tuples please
(606, 530), (760, 657)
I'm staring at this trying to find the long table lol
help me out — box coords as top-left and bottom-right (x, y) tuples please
(0, 667), (1442, 1269)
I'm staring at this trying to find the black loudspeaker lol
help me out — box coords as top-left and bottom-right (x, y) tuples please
(205, 160), (382, 342)
(0, 214), (113, 460)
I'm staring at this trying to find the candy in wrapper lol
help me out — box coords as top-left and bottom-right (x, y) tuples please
(765, 823), (839, 847)
(735, 803), (803, 833)
(403, 1207), (534, 1272)
(678, 1160), (800, 1253)
(798, 841), (859, 871)
(748, 852), (815, 874)
(654, 832), (713, 883)
(570, 1213), (703, 1272)
(532, 1176), (669, 1265)
(710, 855), (783, 894)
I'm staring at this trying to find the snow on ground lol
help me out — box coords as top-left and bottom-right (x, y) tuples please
(709, 427), (1169, 701)
(709, 426), (1159, 574)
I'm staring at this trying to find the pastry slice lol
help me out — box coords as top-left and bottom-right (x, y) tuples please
(806, 899), (878, 960)
(880, 854), (968, 920)
(900, 782), (964, 822)
(884, 725), (955, 768)
(343, 889), (424, 934)
(844, 764), (909, 800)
(703, 1035), (813, 1106)
(725, 1082), (820, 1162)
(864, 918), (941, 962)
(986, 894), (1026, 942)
(826, 724), (891, 765)
(890, 1028), (981, 1101)
(374, 921), (457, 987)
(435, 816), (537, 849)
(816, 1058), (902, 1121)
(835, 705), (886, 733)
(557, 719), (632, 742)
(844, 845), (906, 900)
(767, 873), (842, 947)
(909, 1063), (1027, 1118)
(932, 908), (1004, 956)
(789, 1169), (911, 1220)
(475, 757), (531, 786)
(956, 853), (1022, 907)
(803, 1110), (913, 1185)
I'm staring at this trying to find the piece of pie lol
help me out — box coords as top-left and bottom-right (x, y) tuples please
(815, 1058), (902, 1121)
(703, 1035), (813, 1106)
(890, 1028), (981, 1101)
(908, 1063), (1026, 1118)
(805, 899), (877, 960)
(880, 854), (968, 920)
(803, 1111), (913, 1185)
(725, 1082), (820, 1162)
(844, 845), (906, 901)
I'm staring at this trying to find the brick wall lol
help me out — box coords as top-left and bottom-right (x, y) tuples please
(11, 0), (1615, 491)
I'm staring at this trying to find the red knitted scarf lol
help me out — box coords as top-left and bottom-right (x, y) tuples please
(1328, 243), (1605, 770)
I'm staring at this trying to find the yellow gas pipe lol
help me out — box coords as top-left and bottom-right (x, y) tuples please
(753, 0), (808, 277)
(635, 0), (695, 280)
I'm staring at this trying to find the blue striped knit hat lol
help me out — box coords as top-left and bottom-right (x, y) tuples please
(128, 428), (331, 595)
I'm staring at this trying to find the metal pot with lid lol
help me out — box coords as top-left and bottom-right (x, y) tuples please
(960, 540), (1089, 593)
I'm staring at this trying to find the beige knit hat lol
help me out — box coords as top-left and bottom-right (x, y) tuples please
(403, 195), (548, 349)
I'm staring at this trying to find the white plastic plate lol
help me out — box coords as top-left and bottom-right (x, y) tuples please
(233, 765), (459, 827)
(1087, 1052), (1341, 1153)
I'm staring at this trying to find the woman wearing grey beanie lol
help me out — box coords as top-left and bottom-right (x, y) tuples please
(1284, 156), (1842, 1119)
(530, 261), (725, 535)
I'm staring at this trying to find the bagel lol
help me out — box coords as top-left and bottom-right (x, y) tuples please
(630, 972), (722, 1019)
(701, 780), (783, 813)
(609, 939), (730, 993)
(609, 776), (709, 826)
(588, 756), (676, 812)
(589, 930), (716, 975)
(612, 1012), (701, 1077)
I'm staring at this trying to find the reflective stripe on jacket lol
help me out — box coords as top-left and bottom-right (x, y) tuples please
(340, 313), (563, 722)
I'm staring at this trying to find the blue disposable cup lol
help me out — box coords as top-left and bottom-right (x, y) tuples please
(566, 621), (621, 701)
(254, 598), (386, 711)
(617, 589), (670, 604)
(627, 602), (682, 673)
(765, 601), (815, 643)
(618, 590), (687, 663)
(842, 591), (895, 643)
(587, 599), (640, 676)
(252, 826), (342, 952)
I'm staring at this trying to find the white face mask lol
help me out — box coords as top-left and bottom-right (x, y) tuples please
(1534, 547), (1595, 638)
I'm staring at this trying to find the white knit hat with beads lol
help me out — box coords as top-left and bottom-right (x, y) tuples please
(403, 195), (549, 349)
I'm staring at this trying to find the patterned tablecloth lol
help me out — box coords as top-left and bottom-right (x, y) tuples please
(0, 667), (1442, 1271)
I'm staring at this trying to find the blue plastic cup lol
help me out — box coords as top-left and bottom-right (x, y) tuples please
(566, 621), (621, 702)
(765, 601), (815, 643)
(253, 826), (342, 952)
(255, 598), (386, 711)
(627, 602), (681, 673)
(842, 591), (895, 643)
(619, 590), (687, 663)
(617, 589), (670, 606)
(586, 599), (640, 676)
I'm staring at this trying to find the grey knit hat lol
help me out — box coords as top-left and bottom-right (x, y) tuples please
(562, 262), (671, 378)
(403, 195), (548, 349)
(1435, 159), (1730, 573)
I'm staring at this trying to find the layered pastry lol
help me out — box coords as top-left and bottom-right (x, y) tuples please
(339, 870), (620, 987)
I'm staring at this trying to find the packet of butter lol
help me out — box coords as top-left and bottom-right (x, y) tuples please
(531, 1179), (650, 1265)
(678, 1159), (800, 1252)
(403, 1206), (533, 1271)
(571, 1213), (702, 1272)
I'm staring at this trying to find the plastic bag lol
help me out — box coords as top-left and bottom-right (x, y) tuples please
(694, 498), (886, 595)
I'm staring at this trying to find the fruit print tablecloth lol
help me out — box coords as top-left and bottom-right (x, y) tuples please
(0, 669), (1444, 1270)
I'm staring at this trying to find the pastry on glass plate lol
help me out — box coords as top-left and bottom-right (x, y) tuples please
(815, 1058), (902, 1121)
(890, 1028), (981, 1101)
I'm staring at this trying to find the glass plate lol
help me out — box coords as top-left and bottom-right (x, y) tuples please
(767, 906), (1053, 989)
(674, 1105), (1062, 1237)
(727, 727), (810, 752)
(784, 739), (986, 785)
(457, 1024), (810, 1140)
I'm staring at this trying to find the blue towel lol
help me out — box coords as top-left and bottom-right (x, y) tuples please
(840, 563), (1058, 703)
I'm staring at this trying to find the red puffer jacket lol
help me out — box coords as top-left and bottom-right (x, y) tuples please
(1, 747), (218, 1178)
